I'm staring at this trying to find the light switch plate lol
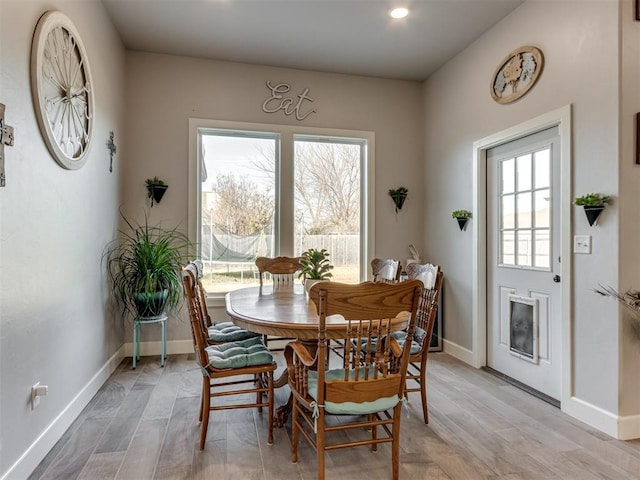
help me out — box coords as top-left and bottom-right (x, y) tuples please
(574, 235), (591, 254)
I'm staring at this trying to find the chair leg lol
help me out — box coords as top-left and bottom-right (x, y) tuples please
(391, 403), (402, 480)
(256, 374), (263, 412)
(291, 400), (299, 463)
(200, 377), (211, 450)
(317, 409), (325, 480)
(420, 355), (429, 424)
(199, 379), (206, 422)
(267, 371), (274, 445)
(370, 413), (377, 452)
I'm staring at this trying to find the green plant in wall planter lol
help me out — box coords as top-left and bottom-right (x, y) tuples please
(388, 187), (408, 213)
(452, 210), (472, 231)
(298, 248), (334, 294)
(146, 176), (168, 207)
(573, 193), (611, 226)
(105, 214), (192, 318)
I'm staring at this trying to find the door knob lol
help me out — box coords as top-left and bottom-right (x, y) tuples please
(553, 275), (561, 283)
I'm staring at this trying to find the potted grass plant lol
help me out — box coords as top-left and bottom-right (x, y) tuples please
(106, 214), (192, 318)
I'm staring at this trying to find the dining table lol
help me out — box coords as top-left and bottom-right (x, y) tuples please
(225, 283), (390, 340)
(225, 283), (411, 426)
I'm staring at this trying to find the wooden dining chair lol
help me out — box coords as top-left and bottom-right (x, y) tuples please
(181, 261), (276, 450)
(191, 259), (260, 345)
(255, 256), (303, 349)
(400, 262), (444, 424)
(371, 258), (402, 283)
(285, 280), (422, 480)
(256, 256), (303, 288)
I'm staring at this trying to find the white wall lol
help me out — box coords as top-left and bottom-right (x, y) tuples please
(123, 52), (425, 340)
(423, 0), (637, 432)
(0, 0), (126, 477)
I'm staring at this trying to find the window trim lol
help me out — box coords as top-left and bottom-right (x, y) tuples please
(188, 118), (375, 300)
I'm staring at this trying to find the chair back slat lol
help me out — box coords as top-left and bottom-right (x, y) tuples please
(256, 256), (303, 288)
(326, 376), (402, 403)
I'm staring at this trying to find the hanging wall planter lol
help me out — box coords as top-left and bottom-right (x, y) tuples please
(583, 206), (604, 227)
(452, 210), (472, 231)
(388, 187), (408, 213)
(146, 176), (168, 207)
(573, 193), (611, 227)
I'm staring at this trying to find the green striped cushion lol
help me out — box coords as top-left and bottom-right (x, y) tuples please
(208, 321), (260, 342)
(353, 333), (421, 355)
(205, 336), (273, 369)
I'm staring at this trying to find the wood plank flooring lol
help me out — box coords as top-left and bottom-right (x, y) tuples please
(29, 352), (640, 479)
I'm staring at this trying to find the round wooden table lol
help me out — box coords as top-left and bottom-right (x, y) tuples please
(226, 284), (411, 426)
(225, 284), (375, 340)
(225, 283), (411, 339)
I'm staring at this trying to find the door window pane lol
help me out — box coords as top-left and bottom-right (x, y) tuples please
(502, 194), (515, 229)
(516, 154), (532, 191)
(516, 230), (532, 267)
(516, 192), (532, 229)
(502, 230), (515, 265)
(502, 158), (515, 194)
(534, 230), (550, 268)
(534, 189), (550, 228)
(534, 149), (550, 189)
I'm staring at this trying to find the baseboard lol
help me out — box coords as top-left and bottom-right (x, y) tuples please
(565, 396), (640, 440)
(442, 338), (475, 365)
(618, 413), (640, 440)
(123, 340), (194, 357)
(563, 395), (619, 439)
(1, 347), (125, 480)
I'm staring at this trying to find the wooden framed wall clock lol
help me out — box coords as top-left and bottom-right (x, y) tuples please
(31, 11), (94, 170)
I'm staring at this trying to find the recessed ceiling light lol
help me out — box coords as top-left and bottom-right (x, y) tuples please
(389, 7), (409, 19)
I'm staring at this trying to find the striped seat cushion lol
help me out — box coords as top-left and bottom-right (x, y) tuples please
(207, 321), (260, 342)
(205, 336), (273, 369)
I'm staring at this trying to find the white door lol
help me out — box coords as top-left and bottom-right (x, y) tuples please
(486, 127), (562, 401)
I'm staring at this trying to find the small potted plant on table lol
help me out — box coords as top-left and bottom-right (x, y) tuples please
(573, 193), (611, 226)
(298, 248), (334, 294)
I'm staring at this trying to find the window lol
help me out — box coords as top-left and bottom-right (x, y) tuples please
(189, 119), (374, 297)
(498, 145), (551, 270)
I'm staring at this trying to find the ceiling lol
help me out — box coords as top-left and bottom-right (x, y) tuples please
(102, 0), (525, 82)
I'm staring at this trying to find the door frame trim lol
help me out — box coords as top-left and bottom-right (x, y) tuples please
(471, 105), (572, 408)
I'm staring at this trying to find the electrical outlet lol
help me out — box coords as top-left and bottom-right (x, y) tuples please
(574, 235), (592, 254)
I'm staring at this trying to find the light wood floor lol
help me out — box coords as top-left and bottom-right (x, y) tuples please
(30, 351), (640, 479)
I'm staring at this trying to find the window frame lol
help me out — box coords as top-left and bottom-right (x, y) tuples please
(188, 118), (375, 303)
